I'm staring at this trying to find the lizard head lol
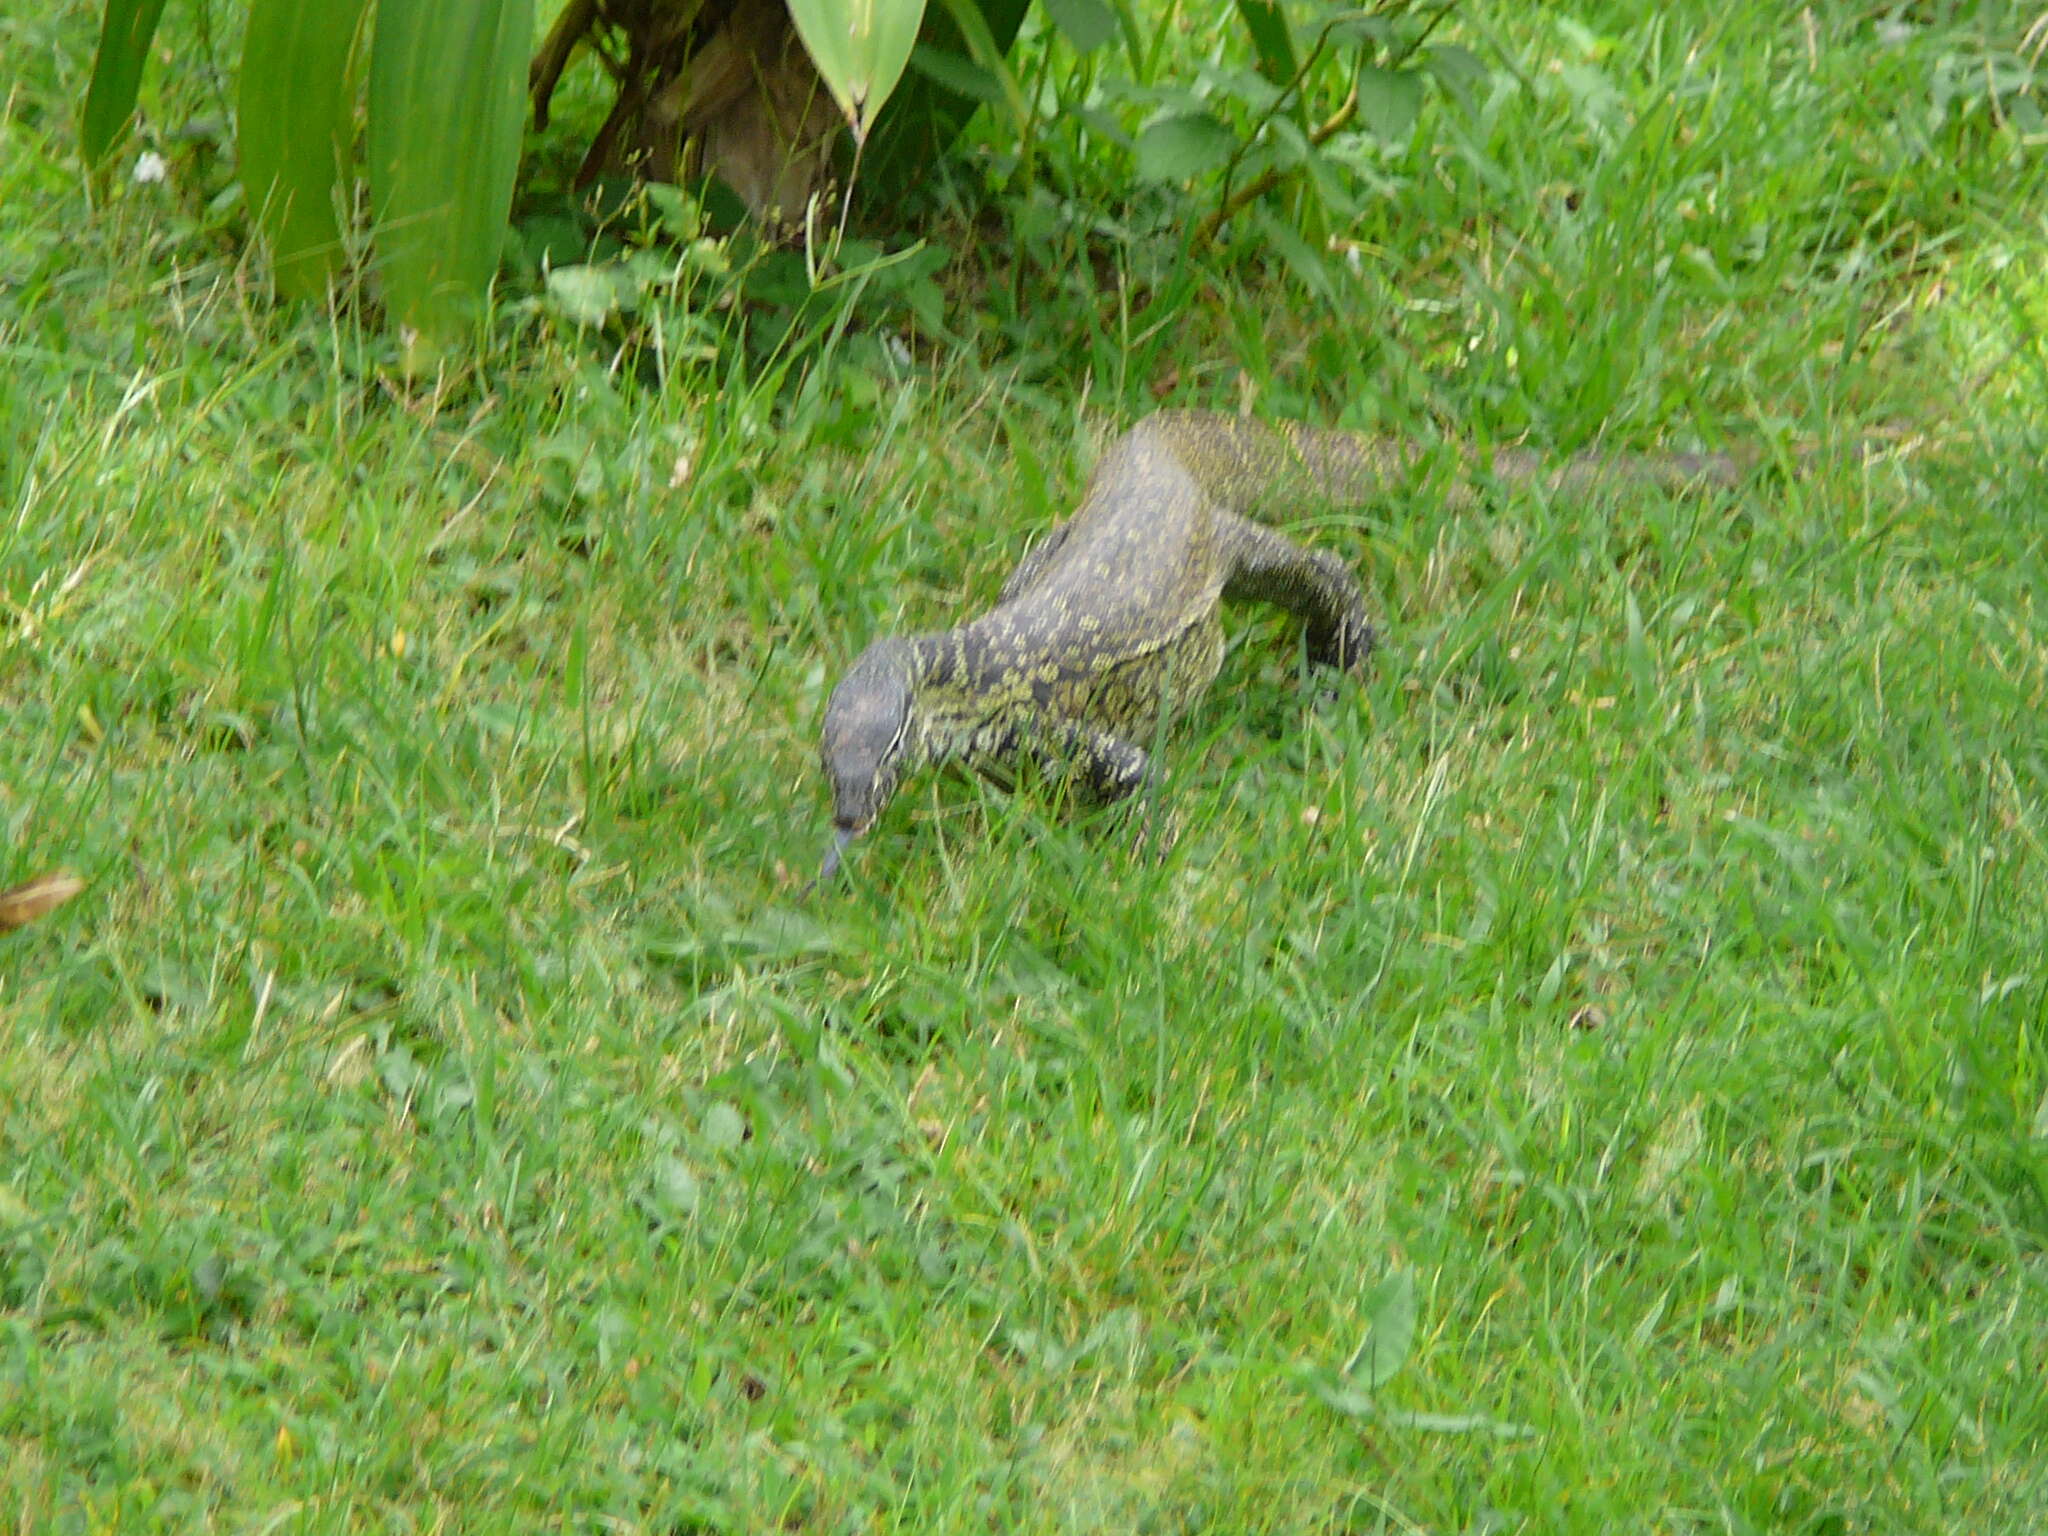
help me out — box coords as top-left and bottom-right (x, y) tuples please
(819, 637), (919, 868)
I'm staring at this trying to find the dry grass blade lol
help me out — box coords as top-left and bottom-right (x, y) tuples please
(0, 870), (86, 931)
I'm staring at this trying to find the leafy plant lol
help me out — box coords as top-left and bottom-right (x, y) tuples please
(1083, 0), (1480, 255)
(859, 0), (1039, 191)
(1304, 1271), (1537, 1438)
(80, 0), (939, 359)
(83, 0), (533, 366)
(78, 0), (1476, 354)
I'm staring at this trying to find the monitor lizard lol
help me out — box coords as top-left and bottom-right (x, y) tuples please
(816, 409), (1744, 879)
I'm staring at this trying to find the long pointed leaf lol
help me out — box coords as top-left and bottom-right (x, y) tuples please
(930, 0), (1029, 126)
(81, 0), (171, 169)
(861, 0), (1031, 194)
(367, 0), (532, 365)
(238, 0), (370, 298)
(787, 0), (929, 142)
(1234, 0), (1297, 87)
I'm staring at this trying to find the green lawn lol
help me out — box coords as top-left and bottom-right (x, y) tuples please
(4, 1), (2046, 1530)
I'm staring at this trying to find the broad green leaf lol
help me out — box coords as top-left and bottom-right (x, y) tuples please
(700, 1102), (747, 1151)
(1356, 64), (1424, 143)
(1072, 103), (1133, 149)
(1134, 111), (1236, 183)
(238, 0), (370, 298)
(545, 264), (635, 327)
(1424, 43), (1489, 97)
(1193, 62), (1282, 114)
(1041, 0), (1116, 55)
(367, 0), (533, 367)
(644, 182), (705, 242)
(80, 0), (170, 169)
(1342, 1269), (1417, 1389)
(1327, 14), (1396, 51)
(1265, 113), (1312, 168)
(648, 1157), (701, 1219)
(1233, 0), (1297, 87)
(1312, 1379), (1379, 1418)
(787, 0), (930, 142)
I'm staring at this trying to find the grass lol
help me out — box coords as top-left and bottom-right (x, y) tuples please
(5, 0), (2048, 1530)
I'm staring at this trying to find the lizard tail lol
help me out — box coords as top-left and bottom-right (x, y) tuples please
(1141, 409), (1753, 520)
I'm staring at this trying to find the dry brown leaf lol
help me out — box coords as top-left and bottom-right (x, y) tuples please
(0, 870), (85, 931)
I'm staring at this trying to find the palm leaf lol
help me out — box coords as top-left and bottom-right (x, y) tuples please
(238, 0), (372, 297)
(367, 0), (534, 366)
(80, 0), (171, 169)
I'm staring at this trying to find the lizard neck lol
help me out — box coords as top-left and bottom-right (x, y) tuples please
(902, 624), (1059, 777)
(901, 629), (984, 768)
(904, 627), (987, 692)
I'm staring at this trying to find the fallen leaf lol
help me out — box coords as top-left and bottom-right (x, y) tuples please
(0, 870), (85, 931)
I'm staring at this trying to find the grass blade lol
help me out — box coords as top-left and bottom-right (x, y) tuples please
(238, 0), (371, 298)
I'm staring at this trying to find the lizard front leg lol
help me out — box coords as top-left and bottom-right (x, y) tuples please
(1060, 720), (1150, 801)
(1015, 717), (1149, 802)
(1041, 717), (1168, 858)
(957, 711), (1150, 802)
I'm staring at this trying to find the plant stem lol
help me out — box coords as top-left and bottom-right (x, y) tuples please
(1196, 0), (1462, 247)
